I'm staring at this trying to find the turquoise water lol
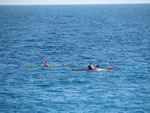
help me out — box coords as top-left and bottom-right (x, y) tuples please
(0, 4), (150, 113)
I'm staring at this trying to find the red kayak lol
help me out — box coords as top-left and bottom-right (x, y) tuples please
(72, 67), (115, 71)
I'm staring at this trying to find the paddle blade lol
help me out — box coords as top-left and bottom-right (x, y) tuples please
(96, 65), (100, 67)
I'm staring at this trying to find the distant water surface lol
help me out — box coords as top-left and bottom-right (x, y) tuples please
(0, 4), (150, 113)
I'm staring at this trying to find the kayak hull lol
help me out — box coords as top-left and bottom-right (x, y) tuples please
(26, 64), (72, 68)
(72, 67), (115, 71)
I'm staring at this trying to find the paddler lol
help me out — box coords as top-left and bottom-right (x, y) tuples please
(88, 63), (94, 70)
(45, 61), (50, 67)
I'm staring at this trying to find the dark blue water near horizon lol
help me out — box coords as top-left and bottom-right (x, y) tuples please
(0, 4), (150, 113)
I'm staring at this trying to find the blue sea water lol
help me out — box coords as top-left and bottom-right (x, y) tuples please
(0, 4), (150, 113)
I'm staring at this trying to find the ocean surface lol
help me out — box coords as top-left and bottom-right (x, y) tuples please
(0, 4), (150, 113)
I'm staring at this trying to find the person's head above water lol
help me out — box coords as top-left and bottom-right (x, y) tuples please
(90, 63), (92, 65)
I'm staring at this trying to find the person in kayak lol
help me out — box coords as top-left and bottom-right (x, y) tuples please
(45, 61), (50, 67)
(88, 63), (94, 70)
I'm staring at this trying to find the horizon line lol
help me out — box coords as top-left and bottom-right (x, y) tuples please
(0, 3), (150, 5)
